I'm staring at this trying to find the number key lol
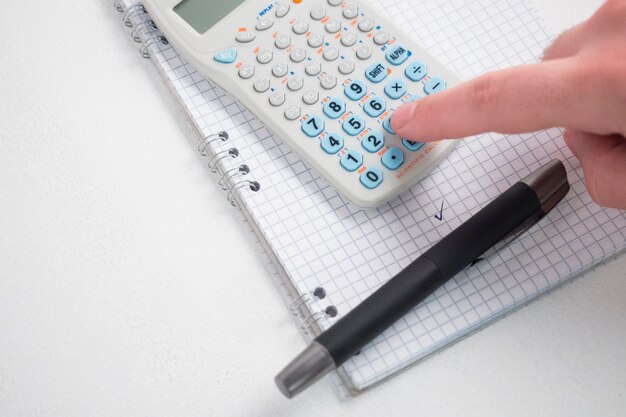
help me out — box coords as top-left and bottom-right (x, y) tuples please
(320, 132), (344, 154)
(402, 139), (424, 151)
(343, 114), (365, 136)
(364, 96), (387, 118)
(323, 97), (347, 119)
(340, 149), (363, 172)
(302, 115), (325, 137)
(360, 167), (383, 189)
(361, 131), (385, 153)
(345, 80), (367, 101)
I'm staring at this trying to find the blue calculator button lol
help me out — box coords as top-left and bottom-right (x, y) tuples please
(321, 133), (344, 154)
(213, 48), (238, 64)
(323, 98), (347, 119)
(340, 149), (363, 172)
(345, 80), (367, 101)
(402, 139), (424, 151)
(365, 62), (389, 84)
(381, 147), (405, 170)
(424, 77), (447, 94)
(360, 167), (384, 189)
(361, 130), (385, 153)
(385, 45), (410, 66)
(343, 114), (366, 136)
(382, 115), (395, 135)
(363, 96), (387, 118)
(405, 61), (428, 81)
(301, 115), (325, 137)
(384, 78), (407, 100)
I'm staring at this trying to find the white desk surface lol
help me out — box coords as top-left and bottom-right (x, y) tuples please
(1, 1), (624, 416)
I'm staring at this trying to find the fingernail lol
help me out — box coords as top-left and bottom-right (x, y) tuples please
(391, 103), (414, 132)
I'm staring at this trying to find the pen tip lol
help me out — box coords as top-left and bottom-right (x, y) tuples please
(275, 341), (335, 398)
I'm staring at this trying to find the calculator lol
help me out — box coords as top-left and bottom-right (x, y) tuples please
(144, 0), (461, 208)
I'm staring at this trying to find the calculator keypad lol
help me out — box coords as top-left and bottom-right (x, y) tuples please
(224, 0), (456, 201)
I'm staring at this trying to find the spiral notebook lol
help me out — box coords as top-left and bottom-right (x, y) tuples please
(114, 0), (626, 395)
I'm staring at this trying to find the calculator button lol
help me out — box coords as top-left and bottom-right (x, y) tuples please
(327, 0), (343, 6)
(275, 35), (291, 50)
(358, 18), (375, 32)
(364, 96), (387, 118)
(290, 48), (307, 63)
(341, 31), (357, 47)
(305, 61), (322, 76)
(320, 73), (337, 90)
(287, 76), (304, 91)
(302, 89), (320, 105)
(338, 60), (355, 75)
(269, 90), (286, 107)
(326, 19), (341, 33)
(256, 17), (274, 31)
(424, 77), (446, 94)
(253, 77), (270, 93)
(214, 49), (237, 64)
(365, 62), (388, 83)
(381, 147), (404, 170)
(382, 115), (395, 134)
(405, 61), (428, 82)
(308, 33), (324, 48)
(343, 114), (366, 136)
(360, 167), (384, 189)
(302, 116), (325, 137)
(361, 130), (385, 153)
(310, 6), (326, 20)
(236, 32), (256, 43)
(257, 49), (273, 64)
(272, 62), (289, 77)
(384, 78), (407, 99)
(344, 80), (367, 101)
(340, 149), (363, 171)
(385, 44), (409, 66)
(275, 3), (290, 18)
(356, 45), (373, 60)
(323, 47), (339, 61)
(342, 4), (359, 19)
(284, 105), (301, 121)
(293, 19), (309, 35)
(238, 64), (255, 79)
(320, 132), (344, 154)
(323, 97), (347, 119)
(373, 31), (389, 45)
(402, 139), (424, 151)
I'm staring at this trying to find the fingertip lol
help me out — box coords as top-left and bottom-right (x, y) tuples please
(390, 102), (415, 133)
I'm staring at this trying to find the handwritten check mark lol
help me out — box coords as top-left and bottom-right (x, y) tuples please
(434, 199), (445, 221)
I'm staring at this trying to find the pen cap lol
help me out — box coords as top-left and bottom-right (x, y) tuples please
(521, 160), (569, 215)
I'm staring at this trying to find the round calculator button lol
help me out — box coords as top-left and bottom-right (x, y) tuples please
(269, 90), (286, 107)
(323, 47), (339, 61)
(272, 62), (289, 77)
(287, 76), (304, 91)
(381, 147), (405, 170)
(302, 89), (320, 105)
(356, 45), (372, 60)
(325, 19), (341, 34)
(238, 64), (255, 79)
(308, 33), (324, 48)
(320, 133), (344, 155)
(338, 60), (355, 75)
(358, 18), (374, 32)
(340, 149), (364, 171)
(284, 105), (301, 121)
(256, 17), (274, 31)
(373, 31), (389, 45)
(290, 48), (307, 63)
(342, 3), (359, 19)
(257, 49), (273, 64)
(327, 0), (343, 6)
(360, 167), (384, 189)
(253, 77), (270, 93)
(293, 19), (309, 35)
(344, 80), (367, 101)
(305, 61), (322, 76)
(275, 35), (291, 49)
(236, 32), (256, 43)
(361, 131), (385, 153)
(275, 3), (290, 18)
(323, 97), (346, 119)
(310, 6), (327, 20)
(384, 78), (408, 99)
(341, 31), (357, 47)
(320, 73), (337, 90)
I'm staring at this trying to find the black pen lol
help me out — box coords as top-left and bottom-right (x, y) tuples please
(275, 159), (570, 398)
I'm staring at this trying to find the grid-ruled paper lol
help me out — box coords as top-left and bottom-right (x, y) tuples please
(120, 0), (626, 392)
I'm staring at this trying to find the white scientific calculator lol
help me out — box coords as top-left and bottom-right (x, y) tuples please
(144, 0), (461, 207)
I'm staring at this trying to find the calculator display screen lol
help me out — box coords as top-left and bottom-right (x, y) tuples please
(174, 0), (244, 34)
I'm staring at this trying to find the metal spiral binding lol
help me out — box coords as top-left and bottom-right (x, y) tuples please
(227, 180), (261, 207)
(131, 19), (157, 42)
(140, 35), (169, 59)
(300, 306), (338, 334)
(208, 148), (239, 173)
(113, 0), (124, 12)
(198, 131), (229, 156)
(289, 287), (327, 315)
(122, 3), (146, 27)
(218, 164), (250, 190)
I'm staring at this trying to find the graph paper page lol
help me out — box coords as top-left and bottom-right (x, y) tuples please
(124, 0), (626, 391)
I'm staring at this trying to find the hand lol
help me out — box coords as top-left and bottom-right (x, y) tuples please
(391, 0), (626, 209)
